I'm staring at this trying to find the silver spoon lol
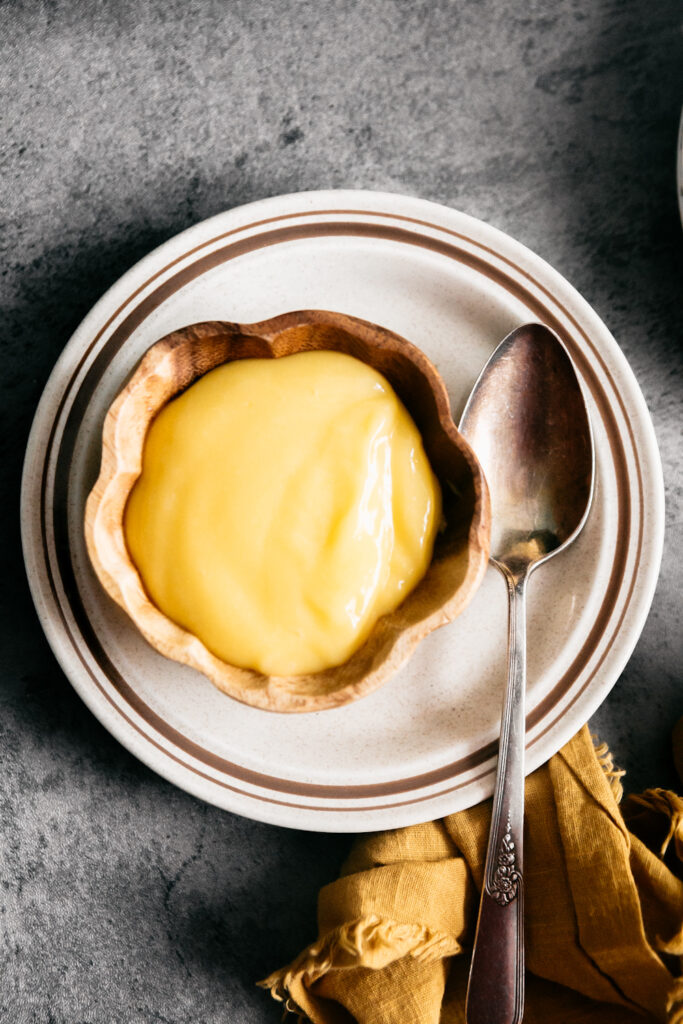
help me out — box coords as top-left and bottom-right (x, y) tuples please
(459, 323), (594, 1024)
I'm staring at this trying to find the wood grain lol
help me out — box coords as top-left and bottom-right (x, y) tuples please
(84, 310), (491, 713)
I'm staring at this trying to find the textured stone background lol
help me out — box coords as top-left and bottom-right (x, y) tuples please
(2, 1), (682, 1021)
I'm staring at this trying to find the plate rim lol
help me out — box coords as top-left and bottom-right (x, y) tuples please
(21, 189), (665, 831)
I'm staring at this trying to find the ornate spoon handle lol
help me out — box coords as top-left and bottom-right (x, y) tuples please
(466, 571), (526, 1024)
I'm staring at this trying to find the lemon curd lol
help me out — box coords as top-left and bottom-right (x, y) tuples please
(124, 350), (442, 676)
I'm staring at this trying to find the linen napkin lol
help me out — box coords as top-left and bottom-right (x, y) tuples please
(261, 724), (683, 1023)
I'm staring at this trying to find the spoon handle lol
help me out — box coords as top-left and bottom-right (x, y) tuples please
(466, 571), (526, 1024)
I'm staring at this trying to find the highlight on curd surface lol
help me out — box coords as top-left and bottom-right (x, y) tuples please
(124, 349), (442, 676)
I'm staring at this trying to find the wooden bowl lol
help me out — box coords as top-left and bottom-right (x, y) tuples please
(84, 310), (490, 712)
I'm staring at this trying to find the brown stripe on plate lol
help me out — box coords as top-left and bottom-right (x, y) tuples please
(41, 211), (641, 807)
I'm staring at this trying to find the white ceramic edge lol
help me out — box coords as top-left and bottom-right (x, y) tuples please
(21, 189), (666, 831)
(678, 107), (683, 226)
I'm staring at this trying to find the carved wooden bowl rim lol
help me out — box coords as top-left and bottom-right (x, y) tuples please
(84, 309), (491, 713)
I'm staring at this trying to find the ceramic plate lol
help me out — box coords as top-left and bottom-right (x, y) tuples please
(21, 190), (664, 831)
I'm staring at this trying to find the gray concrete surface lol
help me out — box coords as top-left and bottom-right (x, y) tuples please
(2, 1), (682, 1021)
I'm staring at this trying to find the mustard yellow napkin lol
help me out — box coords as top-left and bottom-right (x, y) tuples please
(262, 724), (683, 1023)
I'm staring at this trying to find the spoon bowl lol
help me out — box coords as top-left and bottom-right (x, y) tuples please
(460, 323), (594, 1024)
(461, 322), (594, 579)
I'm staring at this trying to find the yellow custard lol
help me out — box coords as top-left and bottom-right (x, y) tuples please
(124, 350), (442, 676)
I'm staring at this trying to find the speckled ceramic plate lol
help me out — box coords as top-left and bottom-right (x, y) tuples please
(21, 190), (664, 831)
